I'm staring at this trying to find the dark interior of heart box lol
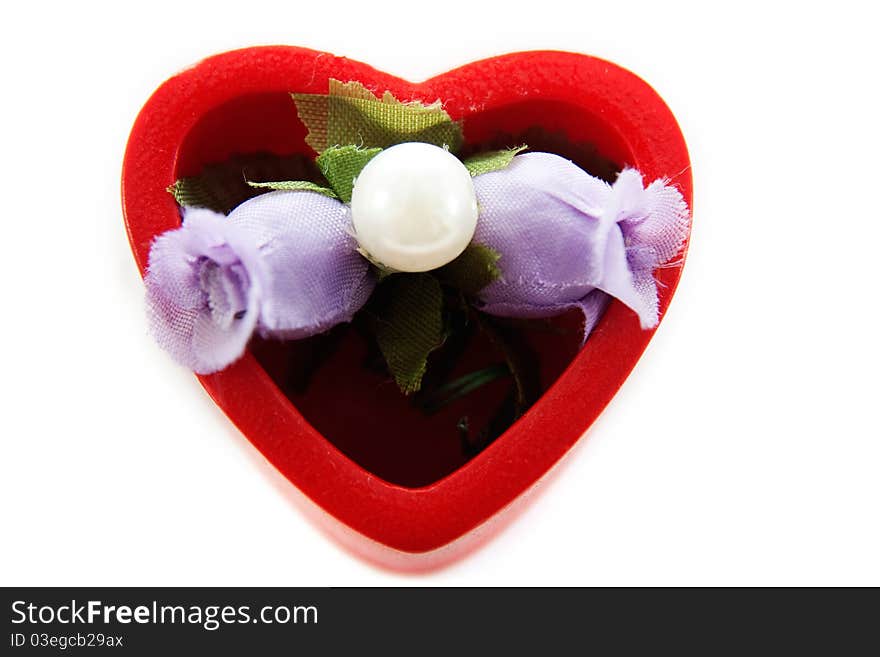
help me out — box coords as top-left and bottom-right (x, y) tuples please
(174, 92), (632, 488)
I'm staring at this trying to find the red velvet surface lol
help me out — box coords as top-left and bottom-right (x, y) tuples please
(122, 47), (692, 554)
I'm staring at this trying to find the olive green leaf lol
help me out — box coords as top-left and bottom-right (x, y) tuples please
(293, 79), (463, 153)
(462, 145), (527, 177)
(371, 274), (445, 395)
(437, 243), (502, 296)
(315, 145), (382, 203)
(246, 179), (338, 198)
(167, 178), (220, 212)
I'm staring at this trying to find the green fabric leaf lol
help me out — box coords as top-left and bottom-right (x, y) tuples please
(293, 79), (463, 153)
(166, 152), (323, 214)
(167, 178), (216, 211)
(246, 179), (338, 198)
(437, 243), (502, 296)
(462, 145), (527, 177)
(371, 274), (445, 395)
(315, 145), (382, 203)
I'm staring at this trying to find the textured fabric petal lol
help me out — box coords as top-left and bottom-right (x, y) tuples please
(145, 193), (375, 373)
(473, 152), (611, 310)
(593, 219), (656, 328)
(472, 154), (689, 334)
(145, 209), (263, 374)
(620, 174), (690, 267)
(226, 191), (376, 339)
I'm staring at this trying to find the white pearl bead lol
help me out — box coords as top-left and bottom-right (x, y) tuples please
(350, 142), (478, 272)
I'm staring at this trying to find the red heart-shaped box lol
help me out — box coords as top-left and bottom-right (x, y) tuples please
(122, 47), (691, 568)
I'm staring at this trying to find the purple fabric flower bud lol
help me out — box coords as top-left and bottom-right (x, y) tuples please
(472, 153), (689, 335)
(145, 191), (375, 374)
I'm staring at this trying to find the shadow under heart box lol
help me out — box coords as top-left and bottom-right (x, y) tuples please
(122, 46), (692, 568)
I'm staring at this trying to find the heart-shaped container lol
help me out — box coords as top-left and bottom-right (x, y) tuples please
(123, 47), (691, 569)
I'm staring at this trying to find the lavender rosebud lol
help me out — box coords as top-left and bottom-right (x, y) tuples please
(472, 153), (689, 334)
(145, 191), (375, 373)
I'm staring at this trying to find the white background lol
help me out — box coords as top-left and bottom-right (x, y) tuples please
(1, 1), (878, 586)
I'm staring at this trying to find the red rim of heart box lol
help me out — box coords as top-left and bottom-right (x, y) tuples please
(122, 47), (692, 558)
